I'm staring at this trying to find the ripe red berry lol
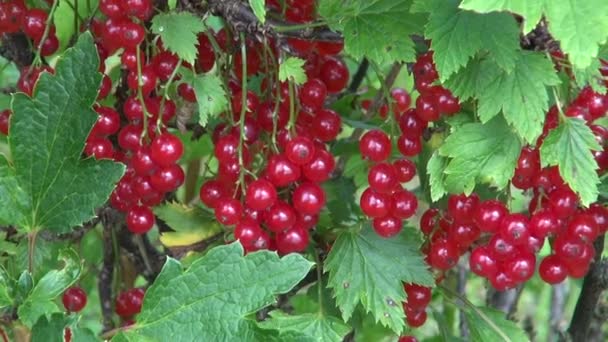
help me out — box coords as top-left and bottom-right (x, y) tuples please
(368, 162), (398, 194)
(391, 88), (412, 114)
(391, 190), (418, 219)
(312, 109), (341, 142)
(234, 218), (264, 248)
(360, 187), (391, 218)
(415, 94), (440, 122)
(499, 213), (530, 246)
(276, 226), (309, 254)
(319, 57), (349, 93)
(21, 9), (48, 41)
(360, 130), (391, 162)
(392, 159), (416, 183)
(302, 148), (335, 182)
(469, 246), (498, 278)
(299, 78), (327, 111)
(115, 288), (145, 317)
(245, 179), (277, 211)
(149, 164), (184, 192)
(62, 287), (87, 312)
(539, 255), (568, 284)
(0, 110), (10, 135)
(150, 133), (184, 167)
(473, 200), (507, 233)
(126, 205), (155, 234)
(548, 187), (579, 219)
(372, 215), (402, 238)
(505, 252), (536, 282)
(566, 213), (599, 243)
(420, 208), (440, 235)
(397, 135), (422, 156)
(215, 198), (243, 226)
(447, 193), (479, 224)
(285, 136), (316, 165)
(428, 239), (458, 270)
(292, 182), (326, 215)
(529, 208), (559, 238)
(404, 283), (431, 309)
(266, 201), (297, 232)
(399, 108), (427, 137)
(266, 154), (301, 187)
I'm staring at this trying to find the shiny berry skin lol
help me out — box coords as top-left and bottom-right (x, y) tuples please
(548, 188), (579, 219)
(312, 109), (341, 142)
(234, 218), (264, 248)
(293, 182), (326, 215)
(302, 148), (335, 182)
(214, 134), (239, 163)
(150, 133), (183, 166)
(84, 137), (115, 159)
(490, 271), (515, 291)
(319, 57), (349, 93)
(100, 0), (123, 19)
(391, 190), (418, 219)
(0, 2), (26, 33)
(257, 102), (289, 132)
(391, 88), (412, 114)
(566, 214), (599, 243)
(586, 203), (608, 233)
(488, 234), (516, 261)
(399, 109), (427, 137)
(404, 283), (431, 309)
(153, 51), (179, 81)
(539, 255), (568, 284)
(505, 252), (536, 282)
(115, 288), (145, 317)
(266, 201), (297, 232)
(449, 222), (480, 247)
(499, 213), (530, 246)
(415, 94), (440, 122)
(199, 180), (228, 209)
(119, 21), (146, 48)
(245, 179), (277, 211)
(420, 208), (439, 235)
(276, 226), (310, 254)
(515, 147), (541, 178)
(39, 34), (59, 56)
(62, 287), (87, 312)
(529, 209), (559, 238)
(215, 198), (243, 226)
(149, 164), (185, 192)
(131, 146), (156, 176)
(0, 110), (10, 135)
(285, 136), (316, 165)
(123, 0), (153, 20)
(554, 235), (585, 260)
(398, 336), (418, 342)
(126, 205), (155, 234)
(469, 246), (498, 277)
(299, 78), (327, 111)
(473, 200), (507, 233)
(373, 215), (402, 238)
(266, 154), (301, 187)
(360, 130), (391, 162)
(91, 107), (120, 135)
(127, 65), (158, 95)
(392, 159), (416, 183)
(413, 52), (437, 82)
(431, 86), (460, 115)
(97, 74), (112, 100)
(368, 162), (398, 194)
(360, 188), (391, 218)
(397, 135), (422, 156)
(447, 193), (479, 224)
(178, 83), (196, 102)
(405, 307), (427, 328)
(428, 239), (458, 270)
(21, 9), (48, 41)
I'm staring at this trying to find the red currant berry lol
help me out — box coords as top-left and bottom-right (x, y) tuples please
(245, 179), (277, 211)
(293, 182), (326, 215)
(392, 159), (416, 183)
(319, 57), (349, 93)
(276, 226), (309, 254)
(266, 201), (297, 232)
(62, 287), (87, 312)
(360, 130), (391, 162)
(539, 255), (568, 284)
(368, 162), (398, 194)
(420, 208), (439, 235)
(499, 213), (530, 246)
(299, 78), (327, 111)
(447, 193), (479, 224)
(115, 288), (145, 317)
(373, 215), (402, 238)
(428, 239), (458, 270)
(126, 205), (155, 234)
(505, 252), (536, 282)
(150, 133), (184, 166)
(302, 148), (335, 182)
(215, 198), (243, 226)
(235, 218), (264, 248)
(469, 246), (498, 278)
(149, 164), (185, 192)
(473, 200), (507, 233)
(285, 136), (316, 165)
(415, 94), (440, 122)
(312, 109), (341, 142)
(391, 190), (418, 219)
(360, 187), (391, 218)
(548, 187), (579, 219)
(529, 208), (559, 238)
(397, 135), (422, 156)
(391, 88), (412, 114)
(266, 154), (301, 187)
(0, 110), (10, 135)
(404, 283), (431, 309)
(566, 214), (599, 243)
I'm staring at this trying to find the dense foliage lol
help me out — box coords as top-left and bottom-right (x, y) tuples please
(0, 0), (607, 341)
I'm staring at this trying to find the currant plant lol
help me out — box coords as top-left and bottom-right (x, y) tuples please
(0, 0), (607, 341)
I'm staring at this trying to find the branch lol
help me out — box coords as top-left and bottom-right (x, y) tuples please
(366, 62), (403, 119)
(568, 236), (608, 340)
(346, 58), (369, 94)
(0, 33), (35, 68)
(99, 208), (118, 333)
(548, 282), (568, 341)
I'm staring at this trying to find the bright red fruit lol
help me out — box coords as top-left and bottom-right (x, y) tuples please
(373, 215), (402, 238)
(360, 130), (391, 162)
(245, 179), (277, 211)
(292, 182), (326, 215)
(368, 162), (398, 194)
(150, 133), (184, 166)
(539, 255), (568, 284)
(62, 287), (87, 312)
(126, 205), (155, 234)
(276, 227), (309, 254)
(360, 188), (391, 218)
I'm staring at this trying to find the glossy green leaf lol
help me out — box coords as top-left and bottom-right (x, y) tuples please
(151, 12), (206, 64)
(181, 70), (228, 127)
(279, 57), (307, 85)
(464, 306), (530, 342)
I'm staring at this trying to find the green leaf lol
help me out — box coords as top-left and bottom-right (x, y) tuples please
(0, 156), (28, 227)
(31, 313), (72, 342)
(118, 243), (313, 341)
(540, 117), (601, 206)
(168, 0), (177, 10)
(153, 202), (215, 233)
(319, 0), (425, 64)
(438, 117), (522, 195)
(423, 0), (520, 80)
(4, 33), (124, 232)
(175, 131), (213, 162)
(325, 225), (433, 334)
(181, 70), (228, 127)
(427, 152), (448, 202)
(475, 52), (559, 143)
(324, 178), (357, 224)
(249, 0), (267, 24)
(151, 12), (206, 64)
(259, 311), (350, 342)
(464, 307), (529, 342)
(460, 0), (608, 70)
(0, 266), (12, 308)
(18, 249), (81, 327)
(54, 1), (97, 51)
(279, 57), (307, 85)
(459, 0), (544, 33)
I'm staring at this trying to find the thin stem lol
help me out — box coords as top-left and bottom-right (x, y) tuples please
(135, 47), (151, 142)
(551, 86), (567, 122)
(273, 21), (328, 32)
(313, 250), (324, 314)
(32, 0), (60, 67)
(27, 231), (38, 275)
(134, 234), (153, 275)
(237, 33), (248, 196)
(157, 59), (182, 132)
(287, 79), (296, 134)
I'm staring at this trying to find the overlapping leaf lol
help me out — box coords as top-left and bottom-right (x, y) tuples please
(1, 33), (124, 233)
(180, 70), (228, 127)
(151, 12), (206, 64)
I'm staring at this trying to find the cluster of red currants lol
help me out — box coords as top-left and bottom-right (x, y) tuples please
(401, 282), (432, 328)
(196, 0), (347, 255)
(0, 0), (59, 56)
(114, 287), (145, 325)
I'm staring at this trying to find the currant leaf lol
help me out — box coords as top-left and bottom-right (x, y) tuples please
(31, 312), (97, 342)
(464, 306), (530, 342)
(319, 0), (425, 65)
(0, 267), (12, 308)
(427, 152), (448, 202)
(540, 117), (601, 206)
(438, 117), (522, 194)
(278, 57), (307, 85)
(18, 249), (81, 327)
(180, 69), (228, 127)
(116, 243), (313, 341)
(259, 311), (350, 342)
(1, 33), (124, 233)
(325, 225), (433, 334)
(154, 202), (222, 247)
(249, 0), (267, 24)
(421, 0), (520, 80)
(151, 12), (206, 65)
(460, 0), (608, 70)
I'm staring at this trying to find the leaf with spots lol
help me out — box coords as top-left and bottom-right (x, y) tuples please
(324, 225), (433, 334)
